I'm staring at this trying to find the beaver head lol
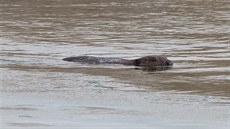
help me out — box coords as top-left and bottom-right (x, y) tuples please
(133, 55), (173, 67)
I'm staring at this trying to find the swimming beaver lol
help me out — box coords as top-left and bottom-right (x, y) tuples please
(63, 55), (173, 67)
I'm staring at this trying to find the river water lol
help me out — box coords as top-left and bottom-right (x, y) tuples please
(0, 0), (230, 129)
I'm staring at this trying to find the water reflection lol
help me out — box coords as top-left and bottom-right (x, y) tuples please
(135, 66), (173, 72)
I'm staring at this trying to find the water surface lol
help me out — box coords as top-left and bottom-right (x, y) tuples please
(1, 0), (230, 128)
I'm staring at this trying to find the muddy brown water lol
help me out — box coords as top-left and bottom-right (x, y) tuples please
(1, 0), (229, 97)
(1, 0), (230, 128)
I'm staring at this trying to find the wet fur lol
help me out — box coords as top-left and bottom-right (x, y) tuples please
(63, 55), (173, 67)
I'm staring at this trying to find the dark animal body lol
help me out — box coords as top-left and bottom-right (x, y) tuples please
(63, 55), (173, 67)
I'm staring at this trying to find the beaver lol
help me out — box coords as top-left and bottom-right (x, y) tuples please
(62, 55), (173, 67)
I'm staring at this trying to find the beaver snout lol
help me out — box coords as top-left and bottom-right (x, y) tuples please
(166, 60), (173, 66)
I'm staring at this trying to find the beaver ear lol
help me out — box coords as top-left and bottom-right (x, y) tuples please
(133, 59), (141, 66)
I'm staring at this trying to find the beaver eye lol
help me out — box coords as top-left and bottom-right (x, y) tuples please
(134, 59), (141, 66)
(151, 57), (156, 62)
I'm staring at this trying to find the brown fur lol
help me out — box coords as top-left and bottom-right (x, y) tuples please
(63, 55), (173, 67)
(131, 55), (173, 67)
